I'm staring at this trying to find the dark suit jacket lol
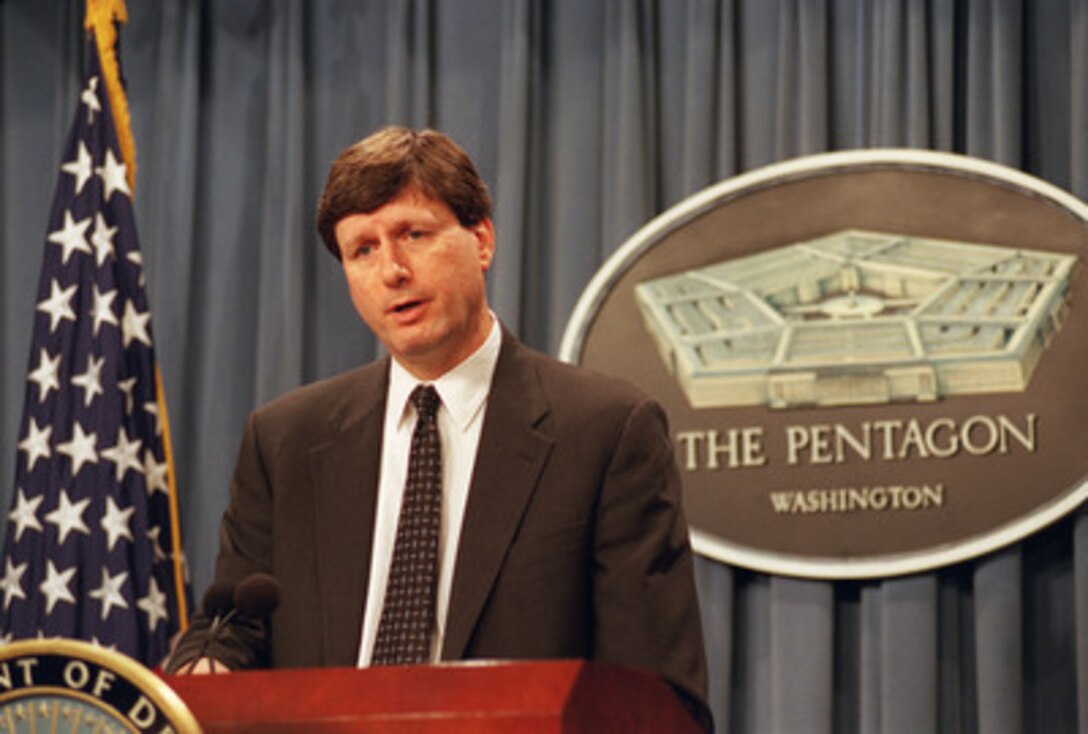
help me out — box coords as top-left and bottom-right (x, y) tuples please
(171, 330), (710, 728)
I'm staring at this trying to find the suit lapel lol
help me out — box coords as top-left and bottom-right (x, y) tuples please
(442, 335), (554, 659)
(310, 360), (388, 666)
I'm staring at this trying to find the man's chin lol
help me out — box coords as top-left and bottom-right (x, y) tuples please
(387, 337), (447, 375)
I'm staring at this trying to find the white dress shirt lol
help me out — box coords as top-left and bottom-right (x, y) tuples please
(357, 317), (501, 665)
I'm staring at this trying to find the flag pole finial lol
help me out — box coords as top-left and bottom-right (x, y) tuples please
(84, 0), (136, 190)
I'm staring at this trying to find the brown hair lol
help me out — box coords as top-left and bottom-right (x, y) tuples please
(316, 126), (493, 259)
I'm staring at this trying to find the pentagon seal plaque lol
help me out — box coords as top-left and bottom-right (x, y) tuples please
(561, 150), (1088, 578)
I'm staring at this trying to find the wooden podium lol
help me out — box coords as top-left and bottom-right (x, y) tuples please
(165, 660), (700, 733)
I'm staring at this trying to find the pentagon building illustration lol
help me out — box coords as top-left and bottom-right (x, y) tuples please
(634, 230), (1078, 409)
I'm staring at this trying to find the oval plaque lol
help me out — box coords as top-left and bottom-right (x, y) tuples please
(560, 150), (1088, 578)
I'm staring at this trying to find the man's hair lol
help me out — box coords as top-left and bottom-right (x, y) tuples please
(316, 126), (493, 259)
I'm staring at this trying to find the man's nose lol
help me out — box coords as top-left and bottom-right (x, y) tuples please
(380, 243), (410, 286)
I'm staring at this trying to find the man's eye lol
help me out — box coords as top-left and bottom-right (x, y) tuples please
(407, 229), (425, 240)
(352, 244), (373, 258)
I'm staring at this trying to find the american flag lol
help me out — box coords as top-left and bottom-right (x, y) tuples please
(0, 33), (188, 665)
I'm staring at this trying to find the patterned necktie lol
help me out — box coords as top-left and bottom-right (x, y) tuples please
(372, 384), (442, 665)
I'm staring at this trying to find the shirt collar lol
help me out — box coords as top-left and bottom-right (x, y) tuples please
(388, 315), (502, 432)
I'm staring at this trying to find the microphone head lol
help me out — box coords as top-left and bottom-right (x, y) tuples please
(234, 573), (281, 618)
(201, 580), (236, 617)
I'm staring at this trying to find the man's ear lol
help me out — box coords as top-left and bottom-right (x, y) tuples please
(474, 218), (496, 272)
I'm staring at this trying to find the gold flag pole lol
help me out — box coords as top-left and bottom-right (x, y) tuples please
(84, 0), (136, 190)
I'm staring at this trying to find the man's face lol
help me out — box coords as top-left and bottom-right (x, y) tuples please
(335, 185), (495, 380)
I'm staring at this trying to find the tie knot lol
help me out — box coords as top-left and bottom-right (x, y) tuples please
(410, 385), (440, 420)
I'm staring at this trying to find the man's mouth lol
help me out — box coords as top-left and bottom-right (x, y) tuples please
(390, 299), (426, 317)
(393, 300), (420, 312)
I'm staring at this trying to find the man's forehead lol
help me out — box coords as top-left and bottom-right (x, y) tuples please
(343, 189), (450, 227)
(336, 199), (453, 248)
(382, 184), (447, 211)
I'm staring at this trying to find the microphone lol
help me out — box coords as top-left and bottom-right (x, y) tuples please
(186, 580), (237, 674)
(234, 573), (281, 619)
(203, 580), (236, 619)
(179, 573), (281, 674)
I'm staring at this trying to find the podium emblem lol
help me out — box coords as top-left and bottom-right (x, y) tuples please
(0, 639), (200, 733)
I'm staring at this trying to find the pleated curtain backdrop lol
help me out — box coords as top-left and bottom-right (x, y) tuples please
(3, 1), (1088, 731)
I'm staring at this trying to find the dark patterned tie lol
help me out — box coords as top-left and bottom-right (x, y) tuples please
(372, 385), (442, 665)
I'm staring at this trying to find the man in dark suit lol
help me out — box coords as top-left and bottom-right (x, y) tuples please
(168, 126), (710, 730)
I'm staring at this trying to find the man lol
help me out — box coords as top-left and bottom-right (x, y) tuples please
(168, 126), (711, 730)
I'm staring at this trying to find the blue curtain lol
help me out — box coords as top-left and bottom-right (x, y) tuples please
(3, 1), (1088, 731)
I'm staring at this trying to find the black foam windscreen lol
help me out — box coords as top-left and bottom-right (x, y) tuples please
(201, 580), (236, 617)
(234, 572), (282, 618)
